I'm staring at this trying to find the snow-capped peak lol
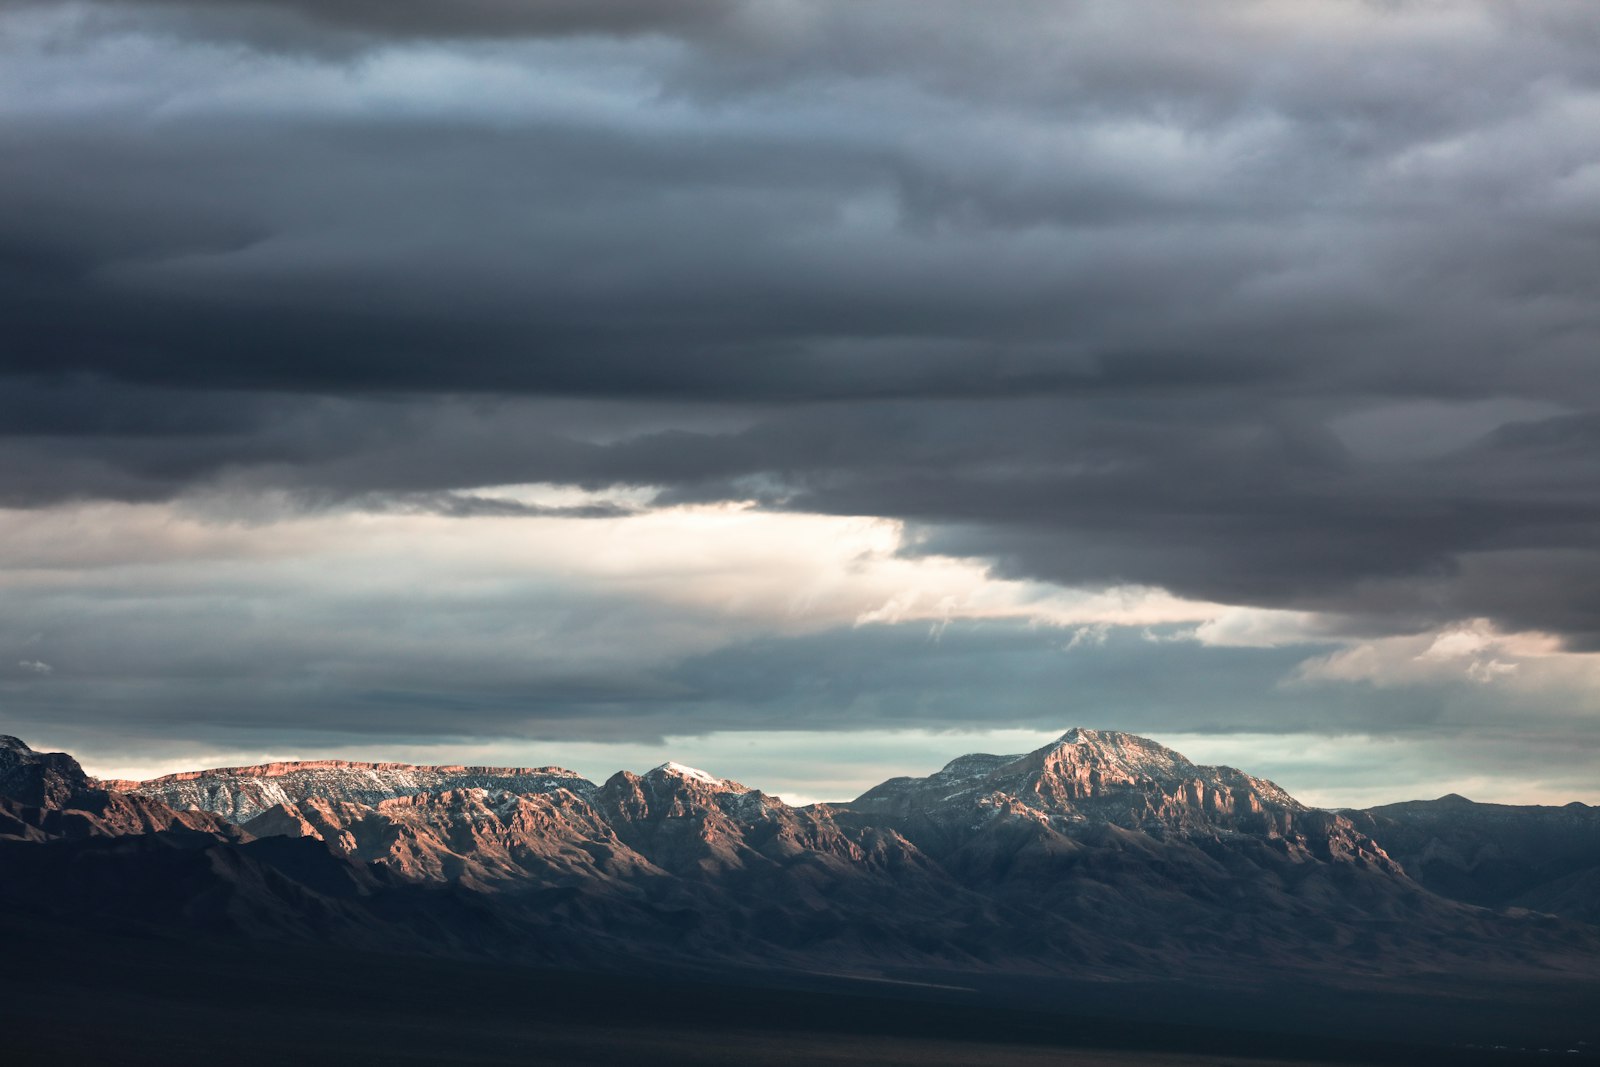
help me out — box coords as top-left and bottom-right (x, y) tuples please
(651, 761), (725, 786)
(646, 761), (753, 793)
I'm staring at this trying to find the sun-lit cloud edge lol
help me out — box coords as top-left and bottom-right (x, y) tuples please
(9, 486), (1600, 694)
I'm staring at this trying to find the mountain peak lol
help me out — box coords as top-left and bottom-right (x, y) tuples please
(1056, 726), (1176, 750)
(0, 734), (95, 812)
(1045, 728), (1194, 775)
(852, 727), (1315, 838)
(647, 761), (748, 792)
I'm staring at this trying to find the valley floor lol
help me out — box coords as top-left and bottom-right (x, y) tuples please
(3, 916), (1594, 1066)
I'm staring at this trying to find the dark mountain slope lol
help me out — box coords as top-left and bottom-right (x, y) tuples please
(0, 734), (240, 842)
(1348, 795), (1600, 923)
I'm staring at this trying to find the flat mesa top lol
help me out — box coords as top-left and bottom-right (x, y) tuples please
(98, 760), (587, 790)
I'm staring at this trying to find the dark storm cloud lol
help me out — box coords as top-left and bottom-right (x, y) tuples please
(5, 0), (1600, 652)
(0, 0), (739, 42)
(12, 386), (1600, 649)
(248, 0), (736, 37)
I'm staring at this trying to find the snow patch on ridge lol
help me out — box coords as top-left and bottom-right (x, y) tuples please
(644, 761), (756, 795)
(652, 761), (730, 787)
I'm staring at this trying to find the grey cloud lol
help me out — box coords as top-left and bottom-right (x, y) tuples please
(4, 0), (1600, 654)
(0, 0), (739, 42)
(6, 617), (1597, 794)
(245, 0), (738, 37)
(7, 9), (1597, 407)
(0, 557), (703, 741)
(5, 391), (1600, 648)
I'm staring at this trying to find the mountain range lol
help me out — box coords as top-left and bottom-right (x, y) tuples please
(4, 726), (1598, 988)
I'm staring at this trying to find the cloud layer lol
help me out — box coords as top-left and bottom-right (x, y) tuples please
(3, 1), (1599, 794)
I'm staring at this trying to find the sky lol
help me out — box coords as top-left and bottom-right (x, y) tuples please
(3, 0), (1599, 806)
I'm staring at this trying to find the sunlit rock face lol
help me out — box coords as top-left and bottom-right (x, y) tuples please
(102, 759), (598, 824)
(590, 762), (927, 886)
(244, 786), (658, 891)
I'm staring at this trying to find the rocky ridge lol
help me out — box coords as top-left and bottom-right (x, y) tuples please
(101, 759), (597, 824)
(1348, 795), (1600, 923)
(4, 728), (1597, 978)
